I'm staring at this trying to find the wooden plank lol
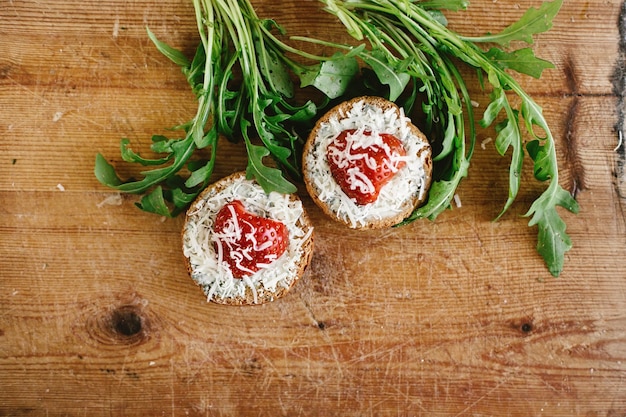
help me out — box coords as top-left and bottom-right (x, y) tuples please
(1, 0), (626, 415)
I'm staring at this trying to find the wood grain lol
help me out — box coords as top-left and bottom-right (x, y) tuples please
(1, 0), (626, 416)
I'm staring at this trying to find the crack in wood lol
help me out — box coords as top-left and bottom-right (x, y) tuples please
(562, 55), (587, 200)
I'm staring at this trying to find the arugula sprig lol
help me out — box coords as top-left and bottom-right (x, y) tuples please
(95, 0), (362, 216)
(320, 0), (578, 276)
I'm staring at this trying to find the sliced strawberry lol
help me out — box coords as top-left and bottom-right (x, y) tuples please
(213, 200), (289, 278)
(326, 129), (407, 205)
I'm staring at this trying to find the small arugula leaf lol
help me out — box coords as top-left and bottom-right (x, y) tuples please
(170, 189), (198, 214)
(494, 115), (519, 156)
(257, 44), (295, 98)
(462, 0), (563, 46)
(264, 138), (293, 161)
(485, 47), (554, 79)
(493, 114), (524, 219)
(146, 27), (190, 68)
(135, 186), (173, 217)
(109, 135), (197, 194)
(426, 10), (449, 27)
(260, 17), (287, 35)
(533, 206), (570, 276)
(403, 157), (470, 222)
(360, 51), (411, 101)
(494, 118), (520, 153)
(433, 113), (456, 161)
(195, 126), (217, 150)
(216, 53), (245, 137)
(245, 140), (297, 194)
(149, 135), (176, 154)
(287, 100), (318, 122)
(94, 153), (123, 187)
(184, 160), (214, 188)
(525, 185), (579, 276)
(299, 54), (359, 99)
(526, 139), (553, 181)
(121, 138), (172, 166)
(191, 104), (214, 149)
(480, 97), (504, 129)
(183, 43), (206, 91)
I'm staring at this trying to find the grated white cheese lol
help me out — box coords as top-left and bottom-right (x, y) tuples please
(182, 175), (312, 304)
(327, 129), (409, 199)
(480, 137), (493, 150)
(454, 193), (462, 208)
(305, 99), (430, 228)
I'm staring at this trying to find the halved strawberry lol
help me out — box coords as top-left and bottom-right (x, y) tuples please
(213, 200), (289, 277)
(327, 129), (407, 205)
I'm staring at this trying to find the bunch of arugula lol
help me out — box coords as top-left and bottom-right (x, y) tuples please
(95, 0), (362, 216)
(95, 0), (578, 276)
(315, 0), (578, 276)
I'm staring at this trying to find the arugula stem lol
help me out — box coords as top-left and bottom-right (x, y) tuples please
(260, 27), (343, 63)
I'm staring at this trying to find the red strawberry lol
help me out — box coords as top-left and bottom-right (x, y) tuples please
(326, 129), (407, 205)
(213, 200), (289, 277)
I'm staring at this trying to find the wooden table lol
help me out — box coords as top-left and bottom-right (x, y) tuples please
(2, 0), (625, 415)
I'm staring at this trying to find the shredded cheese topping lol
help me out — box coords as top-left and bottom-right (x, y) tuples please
(305, 99), (431, 228)
(182, 176), (313, 304)
(327, 130), (408, 199)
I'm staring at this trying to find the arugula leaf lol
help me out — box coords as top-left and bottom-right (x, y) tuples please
(184, 159), (214, 188)
(493, 115), (523, 219)
(525, 185), (579, 276)
(146, 27), (190, 67)
(299, 54), (359, 99)
(135, 186), (173, 217)
(243, 130), (298, 194)
(360, 50), (411, 101)
(479, 69), (523, 218)
(94, 153), (123, 187)
(149, 135), (176, 154)
(485, 47), (555, 79)
(526, 139), (553, 181)
(256, 39), (295, 98)
(120, 138), (172, 166)
(433, 113), (457, 161)
(461, 0), (563, 46)
(404, 157), (470, 222)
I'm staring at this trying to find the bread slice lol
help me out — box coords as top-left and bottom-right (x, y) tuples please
(182, 171), (314, 305)
(302, 96), (432, 229)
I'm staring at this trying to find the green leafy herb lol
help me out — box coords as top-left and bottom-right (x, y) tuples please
(319, 0), (578, 276)
(460, 0), (563, 46)
(95, 0), (361, 216)
(95, 0), (578, 276)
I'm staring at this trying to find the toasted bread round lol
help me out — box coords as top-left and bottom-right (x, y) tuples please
(182, 172), (314, 305)
(302, 96), (433, 229)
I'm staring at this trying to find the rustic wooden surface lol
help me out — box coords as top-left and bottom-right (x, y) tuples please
(1, 0), (626, 415)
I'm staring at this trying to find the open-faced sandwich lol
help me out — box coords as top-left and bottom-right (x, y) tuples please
(302, 96), (433, 229)
(182, 171), (314, 305)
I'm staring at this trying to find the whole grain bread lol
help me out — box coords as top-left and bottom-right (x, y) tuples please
(302, 96), (433, 229)
(182, 171), (314, 305)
